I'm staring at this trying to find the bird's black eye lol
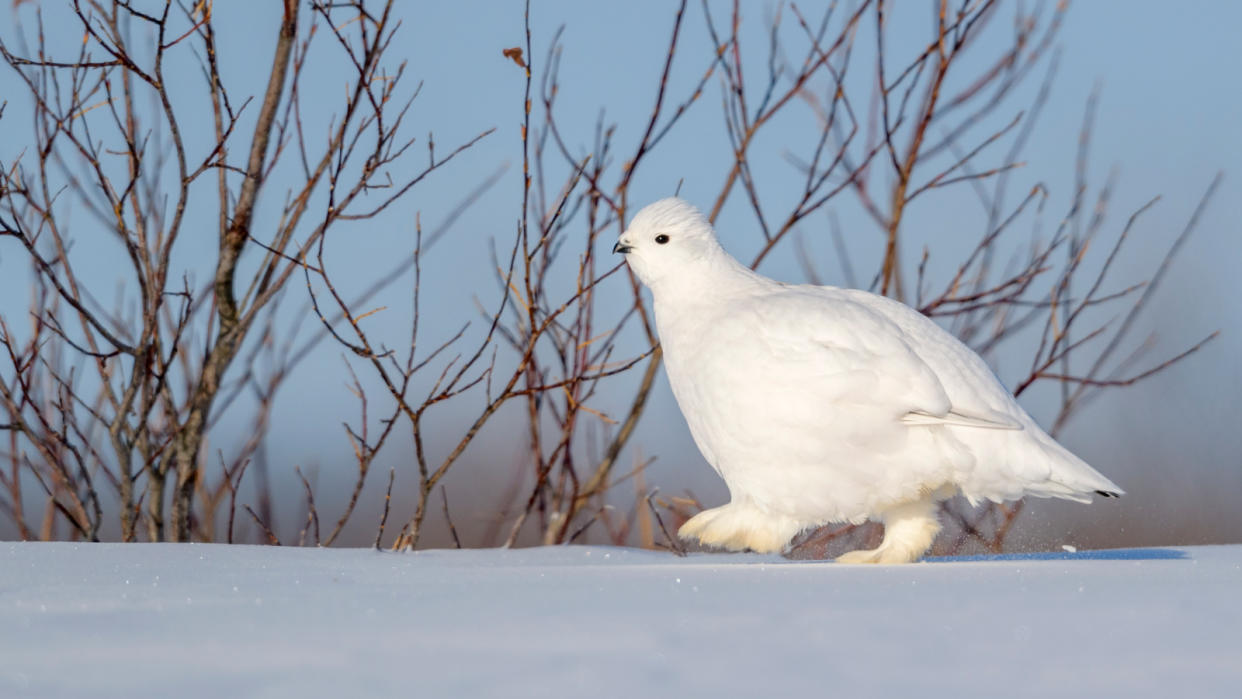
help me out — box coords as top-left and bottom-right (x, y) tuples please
(655, 234), (670, 244)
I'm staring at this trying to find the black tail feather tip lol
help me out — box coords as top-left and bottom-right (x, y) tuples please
(1095, 490), (1122, 498)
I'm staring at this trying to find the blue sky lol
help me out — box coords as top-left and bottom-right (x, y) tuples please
(1, 1), (1238, 545)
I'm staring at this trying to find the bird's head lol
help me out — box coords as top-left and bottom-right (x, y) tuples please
(613, 197), (722, 288)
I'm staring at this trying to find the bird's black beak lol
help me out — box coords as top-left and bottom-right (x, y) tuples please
(613, 242), (633, 254)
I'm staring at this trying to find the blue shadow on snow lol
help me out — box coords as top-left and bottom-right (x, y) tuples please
(927, 547), (1188, 563)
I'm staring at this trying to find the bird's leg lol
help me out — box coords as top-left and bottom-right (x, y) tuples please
(836, 498), (941, 564)
(678, 502), (801, 554)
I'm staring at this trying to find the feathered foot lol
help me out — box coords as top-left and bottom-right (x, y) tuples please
(836, 499), (941, 564)
(678, 503), (801, 554)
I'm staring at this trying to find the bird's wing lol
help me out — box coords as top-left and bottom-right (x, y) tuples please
(836, 287), (1025, 430)
(752, 288), (1016, 429)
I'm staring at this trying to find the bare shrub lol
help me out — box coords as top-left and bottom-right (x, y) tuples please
(0, 0), (492, 542)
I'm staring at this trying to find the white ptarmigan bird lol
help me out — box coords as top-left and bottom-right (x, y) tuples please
(614, 198), (1122, 564)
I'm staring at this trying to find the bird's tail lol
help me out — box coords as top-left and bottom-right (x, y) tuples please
(1021, 429), (1124, 502)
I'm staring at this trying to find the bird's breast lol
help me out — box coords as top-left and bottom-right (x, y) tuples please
(658, 304), (841, 459)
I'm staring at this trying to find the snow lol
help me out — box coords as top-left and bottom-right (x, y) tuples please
(2, 543), (1239, 697)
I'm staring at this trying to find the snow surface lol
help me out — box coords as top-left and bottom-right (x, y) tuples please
(2, 542), (1239, 698)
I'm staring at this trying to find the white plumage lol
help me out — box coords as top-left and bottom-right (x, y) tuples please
(614, 198), (1122, 563)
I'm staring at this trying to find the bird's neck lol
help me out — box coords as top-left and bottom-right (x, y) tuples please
(649, 250), (769, 336)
